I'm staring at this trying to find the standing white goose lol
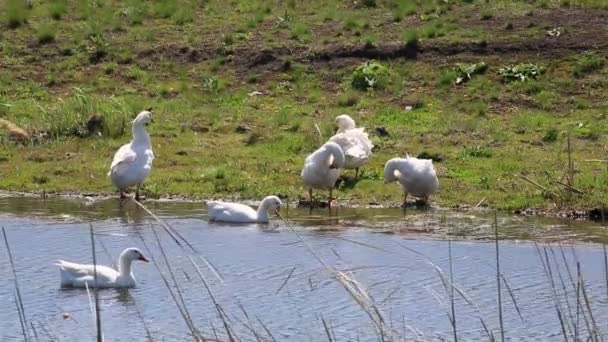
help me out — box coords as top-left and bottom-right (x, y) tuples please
(384, 155), (439, 207)
(301, 141), (345, 207)
(108, 110), (154, 201)
(328, 114), (373, 179)
(207, 196), (283, 223)
(55, 247), (149, 288)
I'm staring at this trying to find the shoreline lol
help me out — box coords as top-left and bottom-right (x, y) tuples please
(1, 190), (604, 222)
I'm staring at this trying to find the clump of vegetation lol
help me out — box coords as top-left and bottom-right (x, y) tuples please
(37, 24), (57, 44)
(337, 92), (359, 107)
(499, 63), (544, 82)
(49, 0), (67, 20)
(402, 30), (418, 48)
(289, 22), (311, 42)
(6, 0), (29, 28)
(480, 11), (493, 20)
(463, 146), (492, 158)
(154, 0), (177, 19)
(572, 53), (604, 77)
(543, 128), (559, 142)
(454, 62), (487, 84)
(351, 60), (390, 90)
(438, 70), (458, 87)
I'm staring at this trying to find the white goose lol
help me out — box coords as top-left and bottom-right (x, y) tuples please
(56, 248), (149, 289)
(207, 196), (283, 223)
(384, 155), (439, 207)
(301, 141), (345, 207)
(108, 110), (155, 201)
(328, 114), (373, 178)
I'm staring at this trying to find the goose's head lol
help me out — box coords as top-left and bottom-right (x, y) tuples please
(324, 141), (345, 169)
(260, 196), (282, 216)
(383, 158), (401, 183)
(121, 248), (149, 263)
(261, 196), (282, 209)
(335, 114), (356, 133)
(132, 110), (154, 127)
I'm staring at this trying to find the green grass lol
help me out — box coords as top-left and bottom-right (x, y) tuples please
(0, 0), (607, 211)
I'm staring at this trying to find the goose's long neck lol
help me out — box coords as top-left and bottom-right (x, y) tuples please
(256, 203), (270, 222)
(132, 124), (151, 146)
(118, 255), (133, 277)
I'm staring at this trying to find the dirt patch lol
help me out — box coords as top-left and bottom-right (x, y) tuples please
(134, 8), (608, 75)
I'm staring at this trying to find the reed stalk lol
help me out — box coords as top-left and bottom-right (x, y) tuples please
(89, 224), (103, 342)
(2, 226), (30, 342)
(494, 212), (504, 342)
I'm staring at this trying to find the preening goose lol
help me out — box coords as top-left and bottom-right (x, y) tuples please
(384, 155), (439, 207)
(328, 114), (373, 179)
(301, 141), (345, 207)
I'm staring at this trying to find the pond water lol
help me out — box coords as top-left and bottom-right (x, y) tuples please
(0, 196), (607, 341)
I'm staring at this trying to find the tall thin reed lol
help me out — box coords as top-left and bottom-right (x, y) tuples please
(577, 262), (601, 341)
(276, 212), (398, 339)
(576, 262), (581, 341)
(494, 212), (504, 342)
(447, 216), (457, 342)
(146, 228), (202, 340)
(536, 245), (571, 338)
(89, 224), (103, 342)
(189, 257), (236, 342)
(2, 226), (30, 342)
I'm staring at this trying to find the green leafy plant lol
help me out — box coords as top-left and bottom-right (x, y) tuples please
(351, 60), (390, 90)
(463, 146), (492, 158)
(499, 63), (544, 82)
(454, 62), (487, 84)
(572, 53), (604, 77)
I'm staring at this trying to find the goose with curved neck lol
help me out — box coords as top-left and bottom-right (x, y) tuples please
(384, 155), (439, 207)
(301, 141), (345, 208)
(329, 114), (373, 179)
(56, 247), (149, 288)
(207, 195), (283, 223)
(108, 110), (155, 201)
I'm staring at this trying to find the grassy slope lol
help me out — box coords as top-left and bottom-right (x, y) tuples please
(1, 0), (608, 210)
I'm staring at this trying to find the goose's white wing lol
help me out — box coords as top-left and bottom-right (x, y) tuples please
(108, 143), (136, 175)
(207, 201), (257, 222)
(329, 128), (373, 169)
(56, 260), (119, 288)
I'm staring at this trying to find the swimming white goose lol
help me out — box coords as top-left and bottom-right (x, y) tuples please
(108, 110), (155, 201)
(56, 248), (149, 289)
(328, 114), (373, 179)
(207, 196), (283, 223)
(384, 155), (439, 207)
(301, 141), (345, 207)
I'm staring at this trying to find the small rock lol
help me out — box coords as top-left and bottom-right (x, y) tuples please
(417, 152), (445, 162)
(375, 127), (390, 137)
(235, 124), (251, 134)
(248, 90), (263, 97)
(86, 113), (104, 134)
(190, 122), (209, 133)
(405, 105), (413, 111)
